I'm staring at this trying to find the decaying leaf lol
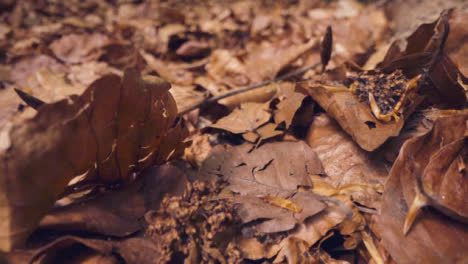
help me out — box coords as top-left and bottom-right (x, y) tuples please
(376, 113), (468, 264)
(200, 141), (324, 196)
(0, 69), (187, 251)
(306, 114), (389, 187)
(198, 141), (359, 262)
(302, 76), (423, 151)
(49, 33), (110, 64)
(274, 82), (307, 129)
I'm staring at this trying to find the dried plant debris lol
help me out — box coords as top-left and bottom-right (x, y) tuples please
(350, 70), (414, 120)
(145, 180), (242, 264)
(2, 0), (468, 263)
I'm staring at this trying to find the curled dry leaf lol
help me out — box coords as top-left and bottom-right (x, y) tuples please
(0, 69), (187, 251)
(302, 73), (424, 151)
(380, 10), (468, 108)
(375, 114), (468, 264)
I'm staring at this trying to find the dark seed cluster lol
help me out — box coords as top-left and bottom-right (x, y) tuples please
(146, 180), (242, 264)
(352, 70), (408, 115)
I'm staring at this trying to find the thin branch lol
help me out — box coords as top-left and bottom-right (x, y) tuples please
(178, 61), (321, 115)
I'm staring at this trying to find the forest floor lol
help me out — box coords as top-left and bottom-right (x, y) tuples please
(0, 0), (468, 263)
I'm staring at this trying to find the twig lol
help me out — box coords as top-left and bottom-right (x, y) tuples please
(13, 61), (321, 115)
(178, 61), (321, 115)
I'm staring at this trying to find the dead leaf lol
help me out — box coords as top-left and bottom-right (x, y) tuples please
(206, 49), (250, 88)
(303, 81), (423, 151)
(244, 38), (318, 83)
(176, 40), (211, 58)
(274, 82), (307, 129)
(306, 114), (389, 186)
(0, 69), (187, 251)
(210, 102), (271, 134)
(375, 114), (468, 264)
(49, 34), (110, 64)
(200, 141), (324, 197)
(140, 49), (193, 85)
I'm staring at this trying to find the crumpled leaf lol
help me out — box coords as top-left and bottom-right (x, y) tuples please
(375, 113), (468, 264)
(49, 33), (110, 64)
(0, 69), (187, 251)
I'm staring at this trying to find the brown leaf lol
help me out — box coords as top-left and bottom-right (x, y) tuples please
(176, 40), (211, 58)
(375, 114), (468, 264)
(302, 82), (423, 151)
(205, 49), (250, 88)
(0, 69), (186, 251)
(49, 34), (110, 64)
(209, 102), (271, 134)
(200, 141), (324, 197)
(140, 50), (194, 85)
(274, 82), (307, 129)
(379, 10), (468, 108)
(306, 114), (389, 186)
(200, 141), (327, 240)
(244, 38), (318, 83)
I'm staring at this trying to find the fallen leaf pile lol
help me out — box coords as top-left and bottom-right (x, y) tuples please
(0, 0), (468, 263)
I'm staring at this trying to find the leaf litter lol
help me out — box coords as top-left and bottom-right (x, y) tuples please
(0, 0), (468, 263)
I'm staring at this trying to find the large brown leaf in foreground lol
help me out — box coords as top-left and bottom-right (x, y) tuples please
(0, 69), (187, 251)
(376, 114), (468, 264)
